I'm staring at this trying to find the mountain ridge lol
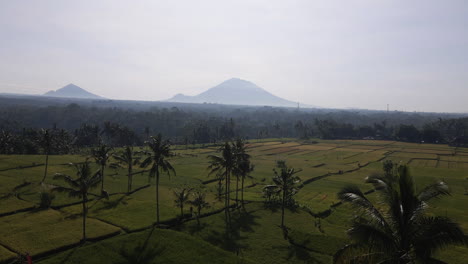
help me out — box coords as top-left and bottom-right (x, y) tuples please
(166, 78), (299, 107)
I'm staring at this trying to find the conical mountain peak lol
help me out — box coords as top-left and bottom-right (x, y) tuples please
(43, 84), (104, 99)
(167, 78), (297, 107)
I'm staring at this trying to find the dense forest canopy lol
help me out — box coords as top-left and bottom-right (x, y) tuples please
(1, 95), (468, 154)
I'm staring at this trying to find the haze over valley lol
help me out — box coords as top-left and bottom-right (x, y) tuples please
(0, 1), (467, 264)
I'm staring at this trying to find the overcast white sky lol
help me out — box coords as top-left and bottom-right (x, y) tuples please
(0, 0), (467, 112)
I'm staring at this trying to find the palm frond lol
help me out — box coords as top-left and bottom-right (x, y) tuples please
(413, 216), (468, 259)
(418, 181), (450, 202)
(338, 185), (388, 227)
(53, 173), (79, 188)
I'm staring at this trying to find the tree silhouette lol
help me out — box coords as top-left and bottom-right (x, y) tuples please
(53, 162), (101, 242)
(91, 143), (112, 195)
(173, 187), (192, 219)
(39, 129), (52, 183)
(334, 163), (467, 263)
(112, 146), (140, 193)
(208, 142), (236, 225)
(233, 139), (254, 209)
(272, 160), (301, 227)
(140, 134), (175, 224)
(188, 190), (210, 226)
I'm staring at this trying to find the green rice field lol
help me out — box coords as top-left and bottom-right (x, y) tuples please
(0, 138), (467, 263)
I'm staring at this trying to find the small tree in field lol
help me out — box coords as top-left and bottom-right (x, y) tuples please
(272, 160), (301, 228)
(53, 162), (101, 242)
(91, 143), (112, 195)
(173, 187), (192, 219)
(112, 146), (140, 193)
(140, 134), (175, 224)
(189, 190), (210, 226)
(39, 129), (52, 183)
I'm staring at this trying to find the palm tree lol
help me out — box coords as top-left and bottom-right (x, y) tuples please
(272, 160), (301, 227)
(53, 162), (101, 242)
(173, 187), (192, 219)
(334, 163), (467, 263)
(188, 190), (210, 226)
(233, 139), (254, 209)
(39, 129), (52, 183)
(140, 134), (175, 224)
(208, 142), (236, 223)
(112, 146), (140, 193)
(91, 143), (112, 194)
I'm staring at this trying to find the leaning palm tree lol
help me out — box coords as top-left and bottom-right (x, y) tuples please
(53, 162), (101, 242)
(334, 163), (467, 264)
(173, 186), (192, 219)
(272, 160), (301, 228)
(112, 146), (140, 193)
(39, 129), (52, 183)
(91, 143), (112, 194)
(188, 190), (210, 226)
(140, 134), (175, 224)
(208, 142), (236, 223)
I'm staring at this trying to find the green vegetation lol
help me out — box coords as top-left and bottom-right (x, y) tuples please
(0, 139), (467, 263)
(335, 162), (467, 263)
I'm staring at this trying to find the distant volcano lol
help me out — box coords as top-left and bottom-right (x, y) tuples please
(166, 78), (298, 107)
(43, 84), (104, 99)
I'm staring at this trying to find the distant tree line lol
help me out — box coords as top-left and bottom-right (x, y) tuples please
(1, 103), (468, 154)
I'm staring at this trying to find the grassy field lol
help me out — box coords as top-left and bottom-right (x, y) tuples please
(0, 139), (467, 263)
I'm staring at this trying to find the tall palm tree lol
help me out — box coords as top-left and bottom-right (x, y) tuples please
(272, 160), (301, 227)
(334, 164), (467, 264)
(208, 142), (236, 223)
(53, 162), (101, 242)
(140, 134), (175, 224)
(233, 139), (254, 209)
(188, 190), (210, 226)
(39, 129), (52, 183)
(173, 187), (192, 219)
(112, 146), (140, 193)
(91, 143), (112, 194)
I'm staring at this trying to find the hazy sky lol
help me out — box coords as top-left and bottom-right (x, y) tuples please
(1, 1), (467, 112)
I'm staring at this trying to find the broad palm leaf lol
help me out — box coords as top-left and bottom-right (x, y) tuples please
(53, 162), (101, 242)
(140, 134), (175, 224)
(335, 164), (467, 264)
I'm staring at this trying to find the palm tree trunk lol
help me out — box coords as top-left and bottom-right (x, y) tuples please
(197, 207), (201, 226)
(281, 189), (286, 227)
(235, 174), (239, 208)
(82, 194), (87, 242)
(217, 179), (223, 201)
(181, 204), (184, 219)
(241, 174), (245, 209)
(127, 167), (132, 193)
(101, 165), (105, 192)
(156, 167), (160, 224)
(41, 152), (49, 183)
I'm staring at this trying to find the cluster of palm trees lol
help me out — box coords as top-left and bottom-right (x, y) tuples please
(173, 186), (210, 226)
(51, 134), (175, 242)
(45, 137), (467, 261)
(207, 139), (253, 228)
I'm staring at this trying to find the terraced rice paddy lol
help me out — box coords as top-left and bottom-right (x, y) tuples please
(0, 139), (467, 263)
